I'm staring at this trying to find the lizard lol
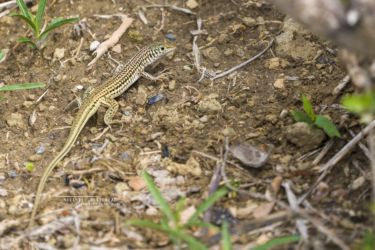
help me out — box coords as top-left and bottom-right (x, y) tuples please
(29, 43), (175, 228)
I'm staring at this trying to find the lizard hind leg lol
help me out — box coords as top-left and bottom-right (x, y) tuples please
(101, 97), (120, 131)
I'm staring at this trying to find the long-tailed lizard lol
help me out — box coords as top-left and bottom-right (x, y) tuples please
(29, 44), (174, 227)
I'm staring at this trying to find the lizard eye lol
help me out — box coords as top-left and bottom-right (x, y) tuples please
(161, 46), (165, 51)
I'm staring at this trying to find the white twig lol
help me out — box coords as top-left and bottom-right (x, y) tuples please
(210, 39), (274, 80)
(145, 4), (196, 15)
(138, 9), (148, 25)
(88, 15), (133, 69)
(283, 181), (309, 240)
(333, 75), (350, 95)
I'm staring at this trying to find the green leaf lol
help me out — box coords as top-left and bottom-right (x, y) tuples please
(15, 0), (33, 21)
(342, 91), (375, 115)
(361, 231), (375, 250)
(302, 95), (315, 121)
(291, 110), (314, 125)
(39, 17), (79, 38)
(0, 82), (45, 92)
(35, 0), (47, 35)
(252, 235), (300, 250)
(142, 171), (176, 226)
(0, 50), (5, 62)
(186, 187), (227, 225)
(25, 162), (34, 172)
(221, 221), (232, 250)
(17, 37), (37, 48)
(128, 219), (208, 250)
(10, 13), (37, 34)
(315, 115), (341, 138)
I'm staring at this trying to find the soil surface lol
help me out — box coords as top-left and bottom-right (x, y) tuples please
(0, 0), (371, 249)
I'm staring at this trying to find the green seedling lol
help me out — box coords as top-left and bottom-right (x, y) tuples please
(128, 171), (228, 250)
(11, 0), (78, 49)
(342, 91), (375, 124)
(25, 162), (34, 172)
(291, 95), (341, 138)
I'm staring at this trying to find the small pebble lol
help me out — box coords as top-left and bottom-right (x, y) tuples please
(119, 152), (130, 161)
(0, 188), (8, 197)
(29, 154), (42, 162)
(53, 48), (65, 61)
(36, 144), (46, 154)
(165, 33), (176, 41)
(8, 171), (17, 178)
(147, 93), (165, 105)
(162, 145), (169, 158)
(273, 78), (285, 89)
(168, 80), (176, 90)
(89, 41), (100, 51)
(0, 173), (6, 183)
(186, 0), (199, 9)
(279, 109), (289, 119)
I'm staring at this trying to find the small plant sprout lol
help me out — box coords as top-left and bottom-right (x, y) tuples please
(11, 0), (79, 49)
(25, 162), (34, 172)
(291, 95), (341, 138)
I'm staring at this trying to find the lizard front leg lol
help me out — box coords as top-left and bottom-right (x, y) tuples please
(141, 71), (169, 82)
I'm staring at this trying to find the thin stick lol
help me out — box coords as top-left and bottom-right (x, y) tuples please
(299, 119), (375, 203)
(312, 139), (335, 165)
(333, 75), (350, 95)
(144, 4), (196, 15)
(210, 39), (274, 80)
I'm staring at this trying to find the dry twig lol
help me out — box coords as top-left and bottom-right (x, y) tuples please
(210, 39), (274, 80)
(88, 14), (134, 69)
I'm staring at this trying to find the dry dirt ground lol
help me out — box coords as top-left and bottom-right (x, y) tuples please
(0, 0), (372, 249)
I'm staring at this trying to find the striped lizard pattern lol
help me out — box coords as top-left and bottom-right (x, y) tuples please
(29, 44), (174, 227)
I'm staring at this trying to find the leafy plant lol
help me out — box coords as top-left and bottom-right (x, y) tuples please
(291, 95), (341, 138)
(127, 171), (228, 250)
(11, 0), (78, 48)
(342, 91), (375, 123)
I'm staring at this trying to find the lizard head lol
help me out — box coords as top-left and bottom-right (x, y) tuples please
(147, 43), (175, 62)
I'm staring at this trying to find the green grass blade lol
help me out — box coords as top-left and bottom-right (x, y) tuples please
(128, 219), (208, 250)
(142, 171), (176, 225)
(35, 0), (47, 34)
(18, 37), (37, 48)
(302, 95), (315, 121)
(186, 187), (227, 225)
(0, 82), (45, 92)
(291, 110), (314, 125)
(221, 221), (232, 250)
(252, 235), (300, 250)
(16, 0), (33, 20)
(315, 115), (341, 138)
(10, 13), (37, 33)
(40, 17), (79, 38)
(0, 50), (5, 62)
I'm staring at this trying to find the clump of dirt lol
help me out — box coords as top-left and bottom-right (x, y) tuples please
(0, 0), (371, 249)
